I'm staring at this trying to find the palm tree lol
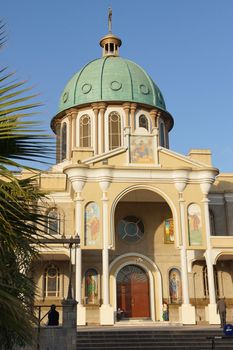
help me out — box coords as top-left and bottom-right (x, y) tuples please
(0, 23), (54, 349)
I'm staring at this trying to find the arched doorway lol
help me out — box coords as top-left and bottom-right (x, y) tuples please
(117, 264), (150, 318)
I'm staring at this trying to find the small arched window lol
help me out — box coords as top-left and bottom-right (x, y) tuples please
(139, 114), (149, 130)
(80, 114), (91, 147)
(44, 264), (60, 297)
(61, 123), (67, 160)
(47, 209), (60, 235)
(108, 111), (121, 150)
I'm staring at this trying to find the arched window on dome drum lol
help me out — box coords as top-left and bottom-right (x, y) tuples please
(61, 123), (67, 160)
(47, 208), (60, 235)
(80, 114), (91, 147)
(139, 114), (149, 131)
(108, 111), (121, 150)
(43, 264), (60, 297)
(159, 120), (166, 147)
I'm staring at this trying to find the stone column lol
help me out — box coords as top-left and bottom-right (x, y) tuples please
(70, 108), (77, 150)
(99, 103), (107, 154)
(174, 173), (196, 324)
(92, 103), (99, 155)
(102, 192), (109, 305)
(72, 180), (86, 326)
(99, 179), (114, 325)
(123, 102), (131, 128)
(55, 122), (61, 163)
(74, 195), (83, 304)
(179, 195), (190, 305)
(201, 182), (220, 325)
(130, 103), (137, 132)
(67, 112), (72, 160)
(152, 127), (159, 165)
(149, 109), (157, 128)
(224, 194), (233, 235)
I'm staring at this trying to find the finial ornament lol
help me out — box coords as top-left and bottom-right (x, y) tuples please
(108, 7), (112, 33)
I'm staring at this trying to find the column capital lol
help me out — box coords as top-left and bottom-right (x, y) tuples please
(98, 102), (107, 112)
(122, 102), (131, 110)
(173, 170), (189, 193)
(99, 179), (111, 193)
(91, 103), (100, 113)
(69, 107), (78, 115)
(200, 181), (212, 195)
(149, 109), (157, 118)
(70, 178), (86, 193)
(130, 102), (137, 111)
(65, 110), (73, 119)
(54, 120), (61, 127)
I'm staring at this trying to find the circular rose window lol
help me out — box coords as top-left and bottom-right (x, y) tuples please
(118, 216), (144, 242)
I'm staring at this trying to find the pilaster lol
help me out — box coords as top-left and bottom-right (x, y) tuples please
(99, 103), (107, 154)
(99, 179), (114, 325)
(123, 102), (131, 127)
(91, 103), (99, 155)
(130, 103), (137, 132)
(174, 174), (196, 324)
(201, 182), (219, 324)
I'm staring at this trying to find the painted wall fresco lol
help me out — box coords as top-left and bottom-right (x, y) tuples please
(164, 218), (174, 244)
(85, 202), (100, 246)
(188, 203), (203, 246)
(85, 269), (98, 304)
(130, 136), (154, 163)
(169, 268), (182, 304)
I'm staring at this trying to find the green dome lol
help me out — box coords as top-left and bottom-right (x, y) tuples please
(58, 56), (166, 112)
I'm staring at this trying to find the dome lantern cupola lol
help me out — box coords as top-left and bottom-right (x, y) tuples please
(99, 8), (122, 57)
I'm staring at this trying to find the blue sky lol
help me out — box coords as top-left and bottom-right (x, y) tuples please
(2, 0), (233, 172)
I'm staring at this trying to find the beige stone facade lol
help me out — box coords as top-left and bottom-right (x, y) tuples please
(28, 32), (233, 327)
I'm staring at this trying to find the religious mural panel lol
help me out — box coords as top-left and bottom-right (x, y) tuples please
(85, 269), (98, 304)
(169, 268), (182, 304)
(164, 218), (174, 244)
(130, 135), (154, 163)
(85, 202), (100, 246)
(188, 203), (203, 246)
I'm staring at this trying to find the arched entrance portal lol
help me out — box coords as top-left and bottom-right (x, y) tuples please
(117, 264), (150, 318)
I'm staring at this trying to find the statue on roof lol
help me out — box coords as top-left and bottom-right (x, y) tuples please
(108, 7), (112, 33)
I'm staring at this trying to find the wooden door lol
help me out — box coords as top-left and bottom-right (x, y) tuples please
(117, 265), (150, 318)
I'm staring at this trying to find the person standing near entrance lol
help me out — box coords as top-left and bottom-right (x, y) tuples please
(47, 304), (59, 326)
(217, 298), (226, 328)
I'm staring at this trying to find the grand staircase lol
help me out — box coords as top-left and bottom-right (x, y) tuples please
(76, 327), (233, 349)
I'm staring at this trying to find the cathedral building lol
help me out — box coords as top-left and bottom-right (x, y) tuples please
(31, 25), (233, 326)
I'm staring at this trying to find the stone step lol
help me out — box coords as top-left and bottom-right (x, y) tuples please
(76, 329), (233, 349)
